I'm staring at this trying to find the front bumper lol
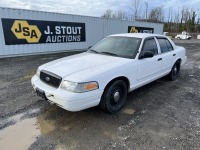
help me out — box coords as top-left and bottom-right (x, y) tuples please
(31, 75), (103, 111)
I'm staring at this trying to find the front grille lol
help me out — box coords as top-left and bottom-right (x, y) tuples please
(40, 70), (62, 88)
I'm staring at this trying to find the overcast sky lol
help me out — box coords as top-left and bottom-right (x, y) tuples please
(0, 0), (200, 17)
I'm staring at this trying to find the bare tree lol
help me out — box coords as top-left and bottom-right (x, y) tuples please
(183, 8), (190, 29)
(182, 8), (190, 23)
(167, 8), (171, 23)
(101, 4), (198, 33)
(174, 9), (180, 32)
(101, 9), (113, 18)
(167, 8), (172, 31)
(181, 7), (195, 32)
(116, 10), (128, 20)
(145, 2), (148, 20)
(101, 9), (129, 20)
(170, 8), (174, 31)
(148, 7), (164, 22)
(197, 11), (200, 32)
(130, 0), (141, 20)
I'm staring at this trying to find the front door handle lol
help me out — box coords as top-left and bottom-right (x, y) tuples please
(158, 58), (162, 61)
(173, 54), (176, 56)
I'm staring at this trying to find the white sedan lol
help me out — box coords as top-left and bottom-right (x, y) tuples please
(31, 33), (187, 113)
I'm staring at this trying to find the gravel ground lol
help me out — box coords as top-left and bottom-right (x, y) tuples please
(0, 41), (200, 150)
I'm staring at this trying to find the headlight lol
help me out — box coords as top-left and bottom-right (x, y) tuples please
(36, 68), (41, 76)
(61, 81), (99, 93)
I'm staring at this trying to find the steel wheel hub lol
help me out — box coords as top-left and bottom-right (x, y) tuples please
(113, 91), (120, 102)
(174, 66), (178, 75)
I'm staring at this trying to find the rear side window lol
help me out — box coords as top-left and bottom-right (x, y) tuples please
(142, 38), (158, 55)
(157, 38), (174, 53)
(166, 40), (174, 51)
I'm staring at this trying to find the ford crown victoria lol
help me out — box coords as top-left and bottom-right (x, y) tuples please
(31, 33), (187, 113)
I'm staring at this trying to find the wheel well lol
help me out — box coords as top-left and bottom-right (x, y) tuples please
(104, 77), (130, 91)
(173, 59), (181, 71)
(177, 58), (181, 66)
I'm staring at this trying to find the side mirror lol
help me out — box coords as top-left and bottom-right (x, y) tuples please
(140, 51), (154, 59)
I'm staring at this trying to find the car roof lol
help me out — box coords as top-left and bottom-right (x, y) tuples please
(109, 33), (166, 39)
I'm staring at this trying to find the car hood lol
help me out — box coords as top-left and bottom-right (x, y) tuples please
(39, 52), (130, 79)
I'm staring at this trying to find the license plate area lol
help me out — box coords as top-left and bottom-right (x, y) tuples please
(36, 88), (47, 100)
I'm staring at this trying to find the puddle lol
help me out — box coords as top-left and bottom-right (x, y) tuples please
(123, 108), (136, 115)
(0, 108), (41, 129)
(0, 118), (40, 150)
(0, 113), (25, 128)
(7, 113), (25, 122)
(0, 108), (57, 150)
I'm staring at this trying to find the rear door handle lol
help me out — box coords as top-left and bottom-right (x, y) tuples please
(158, 58), (162, 61)
(173, 54), (176, 56)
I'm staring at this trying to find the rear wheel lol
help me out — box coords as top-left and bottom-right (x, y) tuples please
(100, 80), (127, 113)
(168, 61), (181, 81)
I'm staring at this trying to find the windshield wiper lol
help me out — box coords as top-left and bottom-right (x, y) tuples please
(100, 51), (118, 56)
(88, 49), (99, 54)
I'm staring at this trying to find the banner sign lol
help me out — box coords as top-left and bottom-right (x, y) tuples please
(128, 26), (154, 34)
(1, 18), (86, 45)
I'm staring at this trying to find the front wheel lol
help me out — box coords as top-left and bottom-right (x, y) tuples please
(168, 61), (181, 81)
(99, 80), (128, 113)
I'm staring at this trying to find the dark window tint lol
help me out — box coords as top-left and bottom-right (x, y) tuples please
(157, 38), (174, 53)
(142, 38), (158, 55)
(165, 39), (174, 51)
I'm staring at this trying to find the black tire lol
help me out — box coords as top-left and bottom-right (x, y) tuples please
(177, 37), (181, 40)
(168, 61), (181, 81)
(100, 80), (128, 113)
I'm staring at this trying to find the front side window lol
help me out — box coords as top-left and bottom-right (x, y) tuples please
(157, 38), (174, 53)
(142, 38), (158, 55)
(88, 36), (142, 59)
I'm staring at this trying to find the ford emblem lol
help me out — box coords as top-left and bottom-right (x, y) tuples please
(45, 77), (50, 82)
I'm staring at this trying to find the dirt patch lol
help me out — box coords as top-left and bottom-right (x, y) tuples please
(20, 69), (36, 81)
(123, 108), (136, 115)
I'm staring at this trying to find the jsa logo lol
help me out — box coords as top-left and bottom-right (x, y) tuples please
(129, 27), (138, 33)
(11, 20), (41, 43)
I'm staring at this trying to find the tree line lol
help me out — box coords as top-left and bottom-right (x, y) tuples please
(101, 0), (200, 33)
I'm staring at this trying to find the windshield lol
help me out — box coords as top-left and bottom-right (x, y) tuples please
(88, 36), (142, 59)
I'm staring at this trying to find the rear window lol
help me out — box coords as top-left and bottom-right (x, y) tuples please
(157, 38), (174, 53)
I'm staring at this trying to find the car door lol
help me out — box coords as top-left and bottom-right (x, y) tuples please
(137, 37), (162, 87)
(156, 37), (177, 75)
